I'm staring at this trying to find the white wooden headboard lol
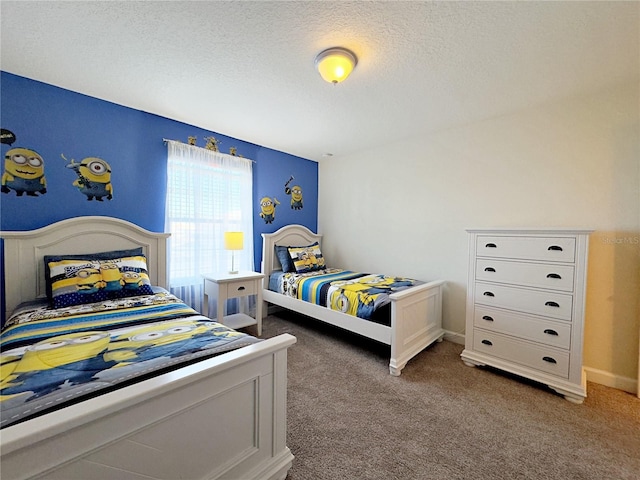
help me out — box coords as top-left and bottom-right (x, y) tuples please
(261, 224), (322, 288)
(1, 216), (170, 319)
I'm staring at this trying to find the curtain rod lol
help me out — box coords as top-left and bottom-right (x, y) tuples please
(163, 138), (255, 162)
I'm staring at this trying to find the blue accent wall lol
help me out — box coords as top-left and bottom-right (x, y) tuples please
(0, 72), (318, 316)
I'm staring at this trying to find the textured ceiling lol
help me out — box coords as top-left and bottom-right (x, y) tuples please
(1, 1), (638, 162)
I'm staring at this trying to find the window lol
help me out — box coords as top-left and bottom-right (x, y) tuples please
(165, 140), (253, 311)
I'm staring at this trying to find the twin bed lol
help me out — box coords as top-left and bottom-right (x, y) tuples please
(1, 218), (445, 480)
(261, 224), (445, 376)
(1, 216), (295, 480)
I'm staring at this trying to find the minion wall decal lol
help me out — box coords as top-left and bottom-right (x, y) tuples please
(63, 154), (113, 201)
(284, 175), (303, 210)
(259, 196), (280, 224)
(1, 147), (47, 196)
(1, 129), (17, 146)
(284, 175), (294, 194)
(289, 185), (303, 210)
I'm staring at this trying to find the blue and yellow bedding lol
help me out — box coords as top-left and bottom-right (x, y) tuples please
(270, 268), (422, 325)
(0, 291), (260, 428)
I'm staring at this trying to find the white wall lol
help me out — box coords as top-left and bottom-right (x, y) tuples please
(318, 80), (639, 392)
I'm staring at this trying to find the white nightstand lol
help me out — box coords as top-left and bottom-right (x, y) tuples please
(202, 271), (265, 336)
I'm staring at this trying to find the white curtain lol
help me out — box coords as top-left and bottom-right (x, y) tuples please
(165, 140), (253, 313)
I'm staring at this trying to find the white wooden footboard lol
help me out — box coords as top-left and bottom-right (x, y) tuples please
(263, 281), (445, 376)
(389, 280), (445, 376)
(1, 334), (296, 480)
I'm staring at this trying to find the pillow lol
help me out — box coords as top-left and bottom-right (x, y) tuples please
(275, 245), (296, 273)
(47, 255), (154, 309)
(44, 247), (144, 301)
(287, 242), (326, 274)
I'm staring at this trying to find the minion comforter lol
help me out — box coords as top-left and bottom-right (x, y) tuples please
(0, 291), (260, 429)
(271, 268), (422, 326)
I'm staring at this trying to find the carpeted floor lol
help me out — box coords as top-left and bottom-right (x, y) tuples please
(256, 310), (640, 480)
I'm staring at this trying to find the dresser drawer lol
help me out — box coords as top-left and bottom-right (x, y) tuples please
(474, 282), (573, 321)
(476, 236), (576, 262)
(474, 306), (571, 349)
(476, 259), (575, 292)
(473, 330), (570, 378)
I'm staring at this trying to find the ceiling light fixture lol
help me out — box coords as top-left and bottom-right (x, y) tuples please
(315, 47), (357, 84)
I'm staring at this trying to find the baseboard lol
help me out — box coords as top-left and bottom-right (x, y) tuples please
(443, 330), (465, 345)
(584, 366), (638, 395)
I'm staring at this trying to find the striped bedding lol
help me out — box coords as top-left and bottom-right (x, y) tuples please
(0, 291), (260, 429)
(269, 268), (422, 325)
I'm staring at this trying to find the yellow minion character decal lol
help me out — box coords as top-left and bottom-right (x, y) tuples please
(283, 176), (303, 210)
(259, 196), (280, 224)
(290, 185), (303, 210)
(64, 155), (113, 201)
(1, 147), (47, 196)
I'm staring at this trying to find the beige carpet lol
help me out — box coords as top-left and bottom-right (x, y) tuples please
(258, 310), (640, 480)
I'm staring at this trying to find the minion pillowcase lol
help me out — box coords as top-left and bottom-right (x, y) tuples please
(47, 255), (154, 309)
(287, 242), (326, 274)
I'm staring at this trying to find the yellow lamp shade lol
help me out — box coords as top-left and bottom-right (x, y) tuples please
(315, 47), (357, 84)
(224, 231), (244, 250)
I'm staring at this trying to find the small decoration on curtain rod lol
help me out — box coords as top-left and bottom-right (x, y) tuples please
(187, 136), (196, 146)
(229, 147), (244, 157)
(204, 136), (219, 151)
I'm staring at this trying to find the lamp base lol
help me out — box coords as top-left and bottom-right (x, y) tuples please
(228, 251), (239, 274)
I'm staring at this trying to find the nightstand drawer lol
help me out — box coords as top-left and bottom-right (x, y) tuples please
(224, 279), (257, 297)
(474, 282), (573, 321)
(476, 259), (575, 292)
(474, 306), (571, 349)
(473, 330), (570, 378)
(476, 235), (576, 262)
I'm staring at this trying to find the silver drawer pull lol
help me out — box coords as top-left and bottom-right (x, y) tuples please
(547, 245), (563, 251)
(483, 291), (495, 297)
(237, 286), (246, 291)
(546, 273), (562, 279)
(543, 329), (559, 336)
(485, 243), (497, 248)
(484, 267), (496, 272)
(542, 356), (557, 364)
(482, 315), (494, 322)
(481, 339), (493, 346)
(545, 301), (560, 307)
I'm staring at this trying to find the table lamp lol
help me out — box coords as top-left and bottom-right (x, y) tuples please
(224, 231), (244, 274)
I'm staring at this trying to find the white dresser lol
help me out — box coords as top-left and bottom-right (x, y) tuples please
(461, 228), (592, 403)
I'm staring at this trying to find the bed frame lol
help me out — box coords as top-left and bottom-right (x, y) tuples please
(261, 224), (445, 376)
(1, 216), (296, 480)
